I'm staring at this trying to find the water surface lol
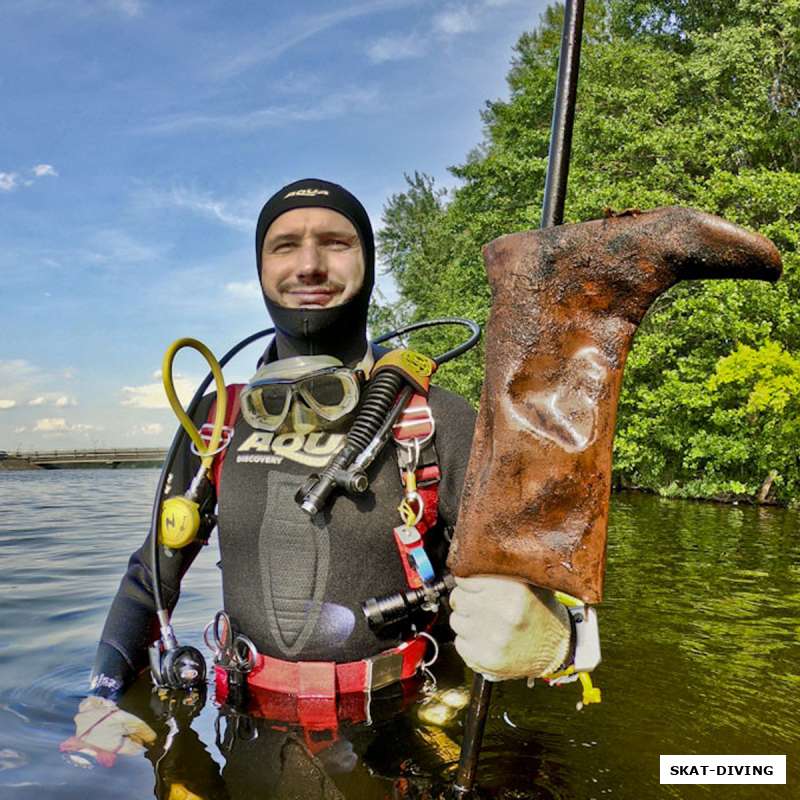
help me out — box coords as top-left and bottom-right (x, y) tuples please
(0, 470), (797, 798)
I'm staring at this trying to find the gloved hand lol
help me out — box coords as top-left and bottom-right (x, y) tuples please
(60, 695), (156, 767)
(449, 575), (571, 682)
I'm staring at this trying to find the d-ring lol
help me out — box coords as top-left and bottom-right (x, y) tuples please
(419, 631), (439, 669)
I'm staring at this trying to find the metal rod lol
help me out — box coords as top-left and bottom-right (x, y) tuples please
(541, 0), (586, 229)
(452, 674), (493, 798)
(451, 2), (586, 796)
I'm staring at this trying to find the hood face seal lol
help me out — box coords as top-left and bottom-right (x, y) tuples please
(255, 178), (375, 366)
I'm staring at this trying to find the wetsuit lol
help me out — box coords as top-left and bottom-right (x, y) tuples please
(92, 376), (475, 695)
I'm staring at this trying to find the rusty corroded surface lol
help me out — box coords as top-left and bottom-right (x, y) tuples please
(448, 207), (782, 603)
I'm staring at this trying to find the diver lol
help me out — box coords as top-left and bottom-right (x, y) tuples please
(63, 179), (576, 788)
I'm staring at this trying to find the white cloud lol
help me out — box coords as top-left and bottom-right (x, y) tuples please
(33, 417), (68, 432)
(367, 1), (501, 63)
(0, 172), (18, 192)
(28, 394), (76, 407)
(1, 164), (58, 191)
(367, 33), (427, 63)
(433, 6), (477, 35)
(0, 361), (81, 421)
(133, 422), (164, 435)
(0, 359), (38, 379)
(144, 87), (379, 134)
(120, 375), (195, 409)
(11, 0), (145, 16)
(143, 186), (252, 231)
(32, 417), (99, 433)
(83, 229), (164, 266)
(224, 280), (261, 301)
(32, 163), (58, 178)
(213, 0), (417, 78)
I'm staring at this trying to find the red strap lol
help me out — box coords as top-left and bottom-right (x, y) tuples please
(203, 383), (244, 488)
(394, 526), (425, 589)
(392, 392), (441, 589)
(392, 393), (434, 442)
(214, 637), (427, 700)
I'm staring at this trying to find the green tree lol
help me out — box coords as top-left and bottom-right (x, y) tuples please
(378, 0), (800, 503)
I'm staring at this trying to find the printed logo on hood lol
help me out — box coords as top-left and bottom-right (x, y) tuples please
(283, 189), (331, 199)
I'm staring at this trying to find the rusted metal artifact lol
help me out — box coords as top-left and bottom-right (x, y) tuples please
(448, 207), (782, 604)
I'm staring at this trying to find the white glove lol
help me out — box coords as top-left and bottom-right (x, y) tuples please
(449, 575), (571, 682)
(60, 696), (156, 767)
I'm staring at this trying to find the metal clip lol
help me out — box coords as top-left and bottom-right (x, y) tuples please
(396, 438), (421, 473)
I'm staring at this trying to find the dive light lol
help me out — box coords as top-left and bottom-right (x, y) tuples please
(362, 573), (456, 630)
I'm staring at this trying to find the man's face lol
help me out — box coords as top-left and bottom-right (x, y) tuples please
(260, 207), (365, 309)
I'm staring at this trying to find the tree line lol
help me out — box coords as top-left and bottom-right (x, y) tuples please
(372, 0), (800, 505)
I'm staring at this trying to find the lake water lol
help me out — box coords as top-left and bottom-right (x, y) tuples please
(0, 469), (797, 798)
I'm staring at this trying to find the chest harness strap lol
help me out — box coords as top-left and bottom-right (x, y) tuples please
(200, 383), (244, 490)
(391, 393), (441, 590)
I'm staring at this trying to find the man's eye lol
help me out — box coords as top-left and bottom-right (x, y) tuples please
(272, 242), (295, 252)
(327, 239), (351, 249)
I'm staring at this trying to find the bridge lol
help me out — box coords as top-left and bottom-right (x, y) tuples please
(5, 448), (168, 468)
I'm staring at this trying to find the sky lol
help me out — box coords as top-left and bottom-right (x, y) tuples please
(1, 0), (550, 450)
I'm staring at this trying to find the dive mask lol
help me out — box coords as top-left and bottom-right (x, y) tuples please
(240, 355), (363, 433)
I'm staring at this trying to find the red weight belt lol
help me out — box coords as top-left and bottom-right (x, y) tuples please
(214, 637), (428, 735)
(215, 635), (427, 697)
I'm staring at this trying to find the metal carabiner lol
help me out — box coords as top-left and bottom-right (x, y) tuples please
(232, 634), (259, 673)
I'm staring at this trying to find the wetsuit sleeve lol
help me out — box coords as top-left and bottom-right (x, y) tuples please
(90, 394), (217, 700)
(427, 385), (477, 529)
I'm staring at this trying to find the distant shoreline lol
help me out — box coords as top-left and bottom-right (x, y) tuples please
(0, 458), (163, 471)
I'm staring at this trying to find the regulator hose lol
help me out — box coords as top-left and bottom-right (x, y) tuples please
(297, 369), (406, 515)
(161, 338), (228, 473)
(345, 370), (405, 451)
(297, 318), (480, 516)
(373, 317), (481, 367)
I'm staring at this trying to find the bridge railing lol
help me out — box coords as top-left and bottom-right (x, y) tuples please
(10, 448), (167, 461)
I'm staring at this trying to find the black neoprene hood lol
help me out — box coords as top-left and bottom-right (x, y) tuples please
(255, 178), (375, 364)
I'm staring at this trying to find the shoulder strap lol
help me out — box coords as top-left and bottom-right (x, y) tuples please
(392, 392), (441, 589)
(202, 383), (244, 489)
(393, 392), (441, 533)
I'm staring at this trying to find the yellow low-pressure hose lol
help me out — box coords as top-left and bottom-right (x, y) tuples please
(161, 337), (227, 471)
(159, 338), (227, 549)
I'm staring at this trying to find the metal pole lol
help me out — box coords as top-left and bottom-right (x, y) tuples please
(452, 2), (586, 796)
(451, 674), (493, 798)
(541, 0), (585, 229)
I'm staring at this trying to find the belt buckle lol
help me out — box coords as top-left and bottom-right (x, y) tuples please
(368, 651), (404, 690)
